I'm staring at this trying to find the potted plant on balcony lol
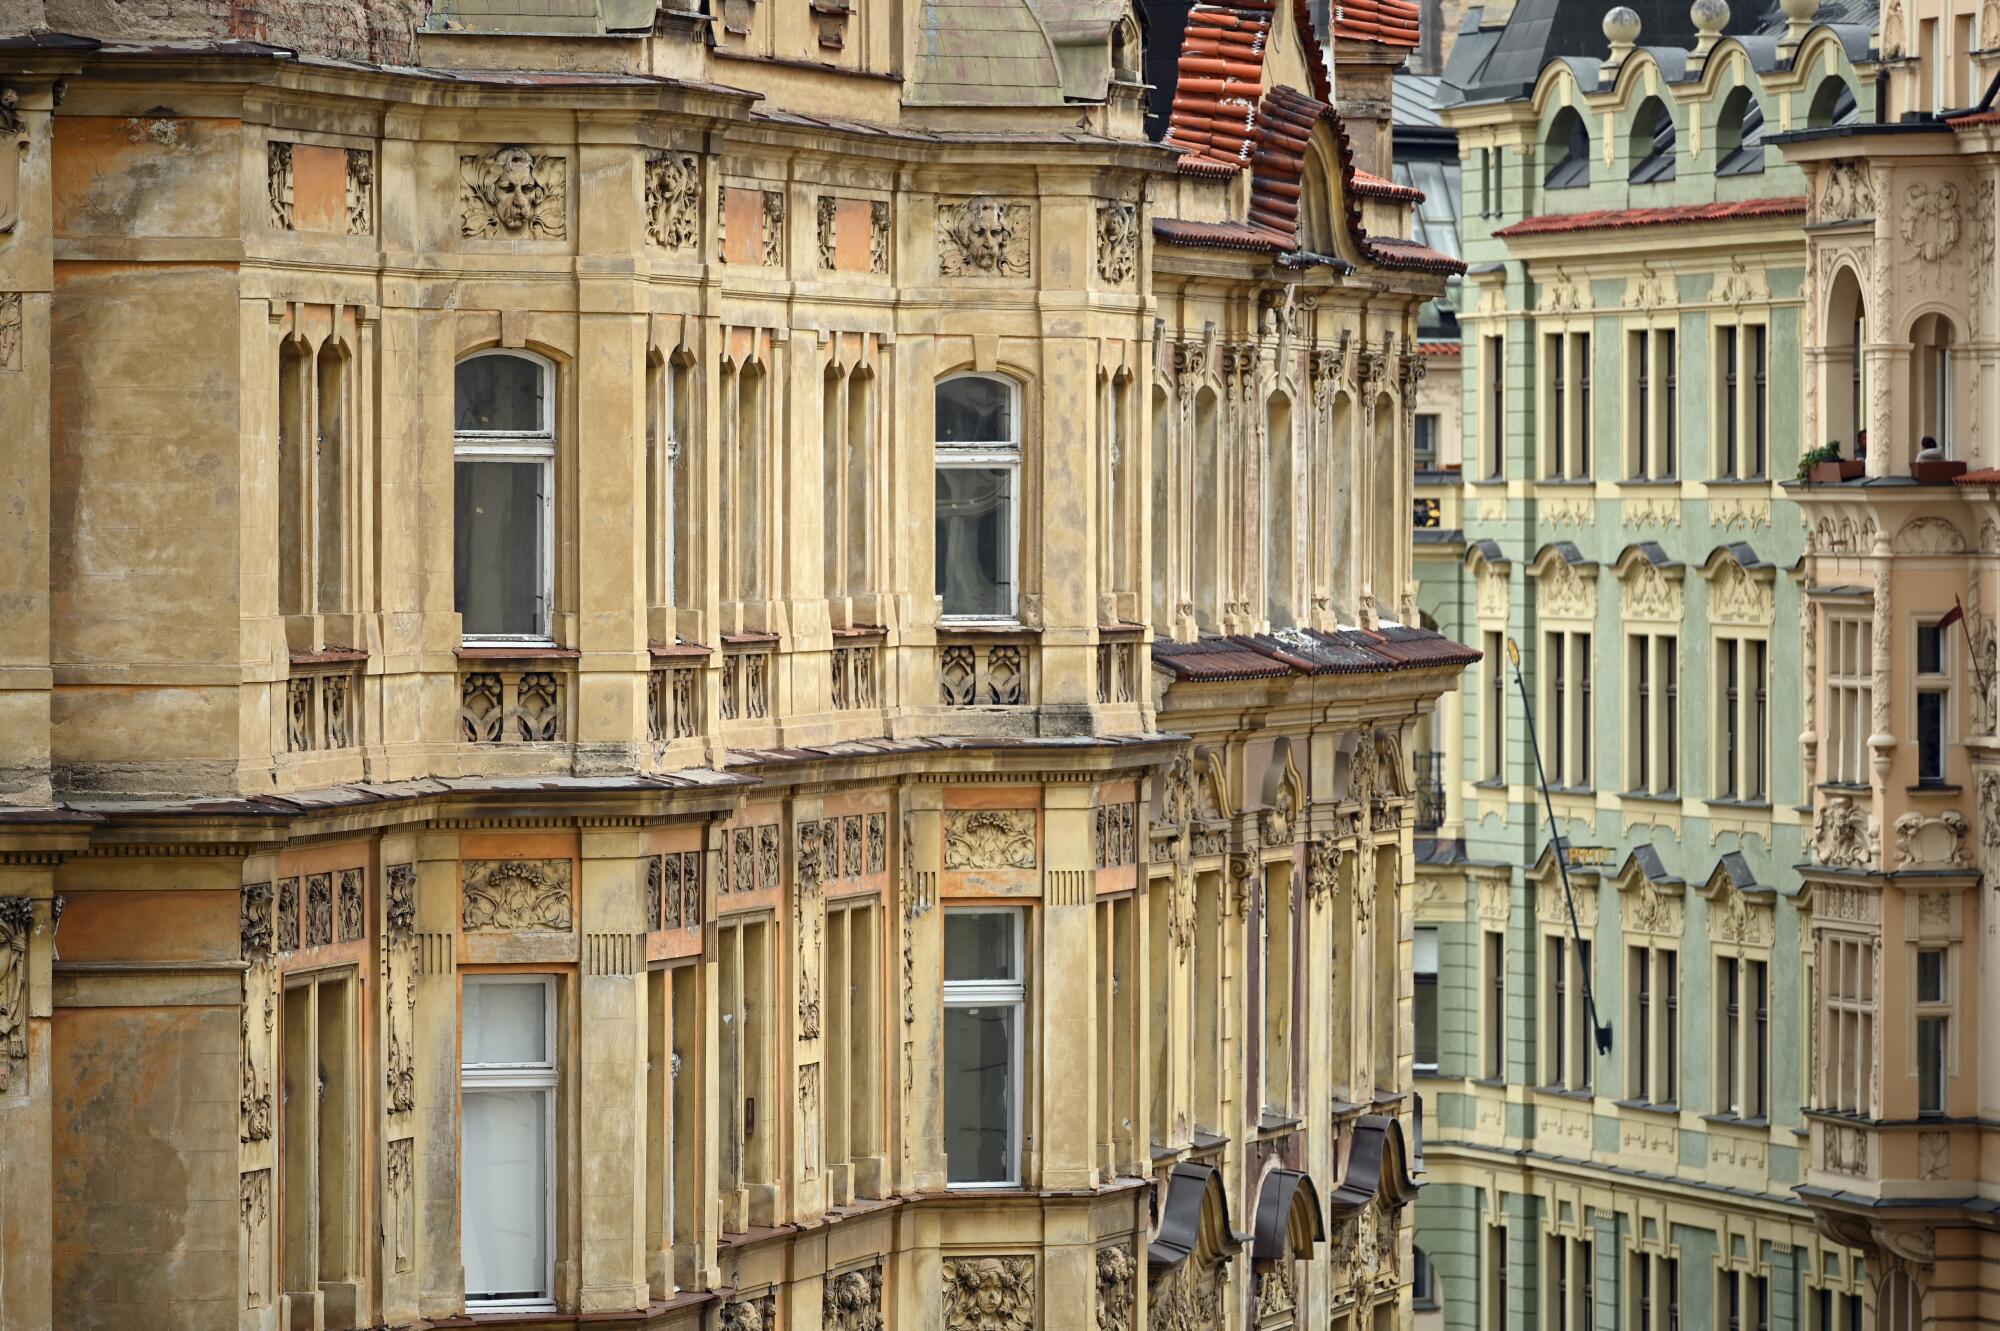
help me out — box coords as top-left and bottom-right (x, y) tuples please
(1798, 442), (1861, 484)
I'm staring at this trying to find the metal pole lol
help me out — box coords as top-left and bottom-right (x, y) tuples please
(1506, 637), (1612, 1055)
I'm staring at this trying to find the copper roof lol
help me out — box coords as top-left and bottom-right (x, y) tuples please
(1153, 625), (1480, 682)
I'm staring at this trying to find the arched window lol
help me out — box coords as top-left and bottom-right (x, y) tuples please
(277, 330), (355, 629)
(823, 359), (877, 607)
(1544, 107), (1591, 189)
(935, 374), (1021, 620)
(1629, 97), (1677, 184)
(454, 349), (554, 642)
(1716, 86), (1766, 176)
(645, 347), (695, 624)
(1912, 312), (1958, 457)
(1824, 266), (1867, 453)
(1808, 77), (1860, 129)
(1299, 143), (1335, 253)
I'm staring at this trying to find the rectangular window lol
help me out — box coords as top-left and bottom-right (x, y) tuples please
(1629, 329), (1652, 478)
(1827, 613), (1874, 785)
(935, 376), (1021, 620)
(1721, 957), (1742, 1114)
(1629, 634), (1679, 795)
(1633, 1251), (1652, 1330)
(280, 970), (359, 1314)
(1487, 336), (1507, 479)
(1544, 630), (1593, 788)
(716, 916), (773, 1230)
(1720, 638), (1741, 797)
(1546, 935), (1567, 1089)
(461, 975), (557, 1311)
(1720, 325), (1740, 477)
(1546, 332), (1567, 478)
(1917, 946), (1948, 1116)
(1193, 870), (1221, 1132)
(1097, 891), (1138, 1169)
(1631, 636), (1651, 790)
(1662, 951), (1679, 1104)
(1486, 929), (1507, 1081)
(1550, 1234), (1569, 1331)
(1715, 634), (1770, 801)
(1629, 946), (1651, 1101)
(1752, 959), (1770, 1117)
(1661, 331), (1679, 477)
(647, 964), (699, 1293)
(1822, 935), (1876, 1114)
(1662, 636), (1679, 793)
(1916, 621), (1951, 785)
(1489, 1224), (1509, 1328)
(1415, 926), (1440, 1072)
(1751, 326), (1768, 477)
(825, 900), (883, 1200)
(1415, 412), (1440, 469)
(1628, 946), (1677, 1105)
(944, 908), (1025, 1186)
(1485, 630), (1507, 781)
(1262, 863), (1293, 1118)
(455, 353), (555, 642)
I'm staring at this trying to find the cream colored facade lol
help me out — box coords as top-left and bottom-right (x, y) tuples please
(0, 3), (1472, 1331)
(1779, 0), (2000, 1321)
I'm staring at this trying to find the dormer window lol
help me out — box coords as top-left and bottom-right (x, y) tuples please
(1544, 108), (1590, 189)
(1629, 98), (1676, 184)
(1716, 87), (1765, 176)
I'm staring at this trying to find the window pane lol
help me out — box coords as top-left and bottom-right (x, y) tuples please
(935, 466), (1014, 617)
(464, 979), (549, 1066)
(456, 459), (545, 637)
(457, 355), (547, 432)
(1918, 1015), (1946, 1113)
(943, 1003), (1015, 1183)
(1917, 949), (1946, 1004)
(936, 378), (1012, 444)
(945, 911), (1017, 982)
(1918, 625), (1945, 674)
(463, 1088), (550, 1300)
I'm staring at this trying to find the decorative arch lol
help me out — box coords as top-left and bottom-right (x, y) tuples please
(1700, 543), (1777, 627)
(1613, 542), (1685, 624)
(1250, 1168), (1323, 1327)
(1715, 84), (1765, 175)
(1528, 541), (1598, 622)
(1808, 74), (1860, 129)
(1628, 96), (1677, 183)
(1543, 105), (1591, 189)
(1147, 1163), (1241, 1331)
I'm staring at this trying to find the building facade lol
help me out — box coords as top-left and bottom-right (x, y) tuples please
(1777, 0), (2000, 1323)
(1408, 5), (1879, 1327)
(0, 2), (1472, 1331)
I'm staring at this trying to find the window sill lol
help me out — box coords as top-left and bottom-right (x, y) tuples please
(1705, 476), (1772, 488)
(1701, 1112), (1770, 1129)
(1614, 1098), (1679, 1117)
(649, 640), (712, 660)
(721, 630), (781, 646)
(1471, 1076), (1506, 1090)
(1190, 1130), (1230, 1151)
(938, 620), (1039, 637)
(1818, 781), (1871, 794)
(832, 624), (889, 640)
(290, 647), (367, 666)
(1472, 777), (1506, 791)
(1415, 1064), (1442, 1079)
(1534, 477), (1595, 487)
(1704, 797), (1772, 811)
(1619, 789), (1680, 804)
(1257, 1112), (1303, 1135)
(1536, 1085), (1595, 1100)
(457, 643), (577, 659)
(1906, 782), (1962, 796)
(1619, 477), (1681, 487)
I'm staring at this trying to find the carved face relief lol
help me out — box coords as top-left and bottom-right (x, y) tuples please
(487, 149), (539, 231)
(940, 197), (1030, 278)
(461, 146), (566, 241)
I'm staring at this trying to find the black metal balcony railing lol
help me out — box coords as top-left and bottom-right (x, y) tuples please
(1413, 750), (1446, 832)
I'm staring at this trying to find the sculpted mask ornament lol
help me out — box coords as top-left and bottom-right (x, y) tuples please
(1096, 201), (1138, 283)
(645, 151), (701, 250)
(460, 145), (567, 240)
(1813, 794), (1878, 869)
(1096, 1246), (1135, 1331)
(939, 197), (1030, 277)
(943, 1256), (1036, 1331)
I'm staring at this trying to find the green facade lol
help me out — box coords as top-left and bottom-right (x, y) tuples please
(1408, 15), (1881, 1331)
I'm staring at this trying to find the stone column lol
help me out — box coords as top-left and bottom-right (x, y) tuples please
(576, 828), (649, 1313)
(899, 787), (945, 1193)
(1041, 783), (1098, 1191)
(413, 832), (465, 1320)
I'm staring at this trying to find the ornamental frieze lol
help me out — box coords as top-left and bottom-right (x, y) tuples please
(943, 809), (1037, 870)
(461, 858), (573, 931)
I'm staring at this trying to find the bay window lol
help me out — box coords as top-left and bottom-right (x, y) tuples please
(455, 351), (554, 642)
(944, 907), (1025, 1186)
(461, 975), (558, 1312)
(1915, 621), (1952, 786)
(935, 375), (1021, 620)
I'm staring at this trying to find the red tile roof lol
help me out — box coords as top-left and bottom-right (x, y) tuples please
(1949, 109), (2000, 127)
(1151, 218), (1293, 253)
(1331, 0), (1420, 48)
(1417, 338), (1460, 355)
(1954, 467), (2000, 484)
(1352, 168), (1423, 202)
(1492, 196), (1809, 238)
(1153, 626), (1481, 683)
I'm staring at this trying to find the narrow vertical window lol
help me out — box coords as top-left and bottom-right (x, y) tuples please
(1631, 330), (1651, 478)
(1265, 391), (1296, 626)
(1916, 621), (1950, 785)
(1661, 330), (1678, 477)
(1576, 332), (1593, 476)
(1631, 636), (1651, 791)
(1662, 950), (1680, 1104)
(1721, 325), (1740, 477)
(455, 351), (555, 642)
(1577, 633), (1593, 786)
(1721, 638), (1741, 798)
(1414, 926), (1439, 1072)
(1548, 631), (1567, 785)
(1751, 959), (1769, 1117)
(1661, 636), (1680, 792)
(1547, 331), (1566, 477)
(280, 972), (359, 1315)
(1487, 336), (1506, 479)
(1486, 630), (1507, 780)
(1547, 935), (1568, 1088)
(1917, 946), (1948, 1116)
(944, 908), (1024, 1185)
(315, 340), (350, 616)
(461, 975), (557, 1311)
(1751, 326), (1768, 476)
(1486, 929), (1507, 1080)
(1631, 946), (1652, 1101)
(279, 338), (312, 619)
(1721, 957), (1741, 1114)
(1751, 640), (1769, 799)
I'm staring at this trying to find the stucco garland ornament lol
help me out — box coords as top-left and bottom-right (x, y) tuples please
(460, 145), (567, 240)
(943, 1256), (1036, 1331)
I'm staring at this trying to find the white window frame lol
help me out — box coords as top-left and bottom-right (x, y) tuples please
(1825, 611), (1873, 786)
(1914, 943), (1951, 1117)
(461, 974), (559, 1313)
(455, 348), (557, 646)
(935, 373), (1023, 625)
(942, 906), (1026, 1189)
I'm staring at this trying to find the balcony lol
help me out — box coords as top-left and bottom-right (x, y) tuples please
(1413, 750), (1446, 832)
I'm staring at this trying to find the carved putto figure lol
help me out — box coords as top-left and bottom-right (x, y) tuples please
(1096, 1246), (1135, 1331)
(939, 197), (1030, 277)
(460, 145), (567, 240)
(645, 151), (701, 250)
(943, 1256), (1036, 1331)
(825, 1265), (884, 1331)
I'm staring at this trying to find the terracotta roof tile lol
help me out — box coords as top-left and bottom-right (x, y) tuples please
(1331, 0), (1420, 48)
(1492, 196), (1808, 238)
(1351, 168), (1423, 202)
(1152, 626), (1480, 682)
(1151, 218), (1291, 252)
(1954, 467), (2000, 484)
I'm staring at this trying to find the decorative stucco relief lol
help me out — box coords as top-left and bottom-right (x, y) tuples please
(268, 141), (294, 229)
(1813, 794), (1879, 869)
(240, 1169), (271, 1308)
(0, 291), (18, 371)
(724, 1291), (779, 1331)
(943, 809), (1036, 869)
(1891, 516), (1967, 555)
(1816, 161), (1874, 222)
(1097, 1247), (1135, 1331)
(345, 149), (373, 235)
(0, 88), (23, 236)
(944, 1256), (1036, 1331)
(826, 1264), (885, 1331)
(385, 864), (417, 1115)
(1707, 560), (1773, 626)
(459, 146), (567, 240)
(1894, 810), (1970, 869)
(1149, 1258), (1221, 1331)
(387, 1137), (414, 1272)
(461, 858), (573, 931)
(1901, 181), (1961, 262)
(870, 200), (890, 273)
(1622, 561), (1682, 621)
(645, 151), (701, 250)
(938, 197), (1030, 278)
(1096, 202), (1138, 283)
(1537, 558), (1595, 619)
